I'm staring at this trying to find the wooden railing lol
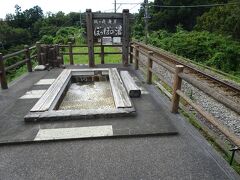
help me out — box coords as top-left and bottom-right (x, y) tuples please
(0, 45), (37, 89)
(130, 41), (240, 148)
(0, 42), (124, 89)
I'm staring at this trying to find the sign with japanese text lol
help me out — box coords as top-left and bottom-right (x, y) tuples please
(93, 19), (123, 37)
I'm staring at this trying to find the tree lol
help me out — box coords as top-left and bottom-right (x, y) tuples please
(0, 20), (31, 49)
(44, 11), (70, 27)
(5, 5), (43, 33)
(133, 0), (229, 33)
(132, 4), (145, 38)
(195, 4), (240, 40)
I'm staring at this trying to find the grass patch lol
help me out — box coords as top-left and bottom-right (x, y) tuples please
(63, 46), (122, 64)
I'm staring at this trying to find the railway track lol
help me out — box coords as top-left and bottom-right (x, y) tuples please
(133, 41), (240, 105)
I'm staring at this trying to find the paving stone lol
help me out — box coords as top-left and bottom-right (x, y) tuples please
(19, 90), (46, 99)
(35, 79), (55, 85)
(34, 125), (113, 141)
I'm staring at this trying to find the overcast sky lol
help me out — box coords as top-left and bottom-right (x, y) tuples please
(0, 0), (153, 19)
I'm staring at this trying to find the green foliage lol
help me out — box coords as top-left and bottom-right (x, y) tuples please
(38, 25), (57, 37)
(133, 0), (228, 33)
(5, 5), (43, 40)
(146, 29), (240, 75)
(195, 4), (240, 40)
(40, 27), (85, 45)
(3, 5), (85, 49)
(0, 21), (31, 49)
(41, 35), (54, 44)
(44, 11), (70, 27)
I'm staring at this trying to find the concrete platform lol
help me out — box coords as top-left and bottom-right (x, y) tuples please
(0, 64), (239, 179)
(0, 65), (177, 143)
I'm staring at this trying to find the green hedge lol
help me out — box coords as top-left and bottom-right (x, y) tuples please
(145, 28), (240, 76)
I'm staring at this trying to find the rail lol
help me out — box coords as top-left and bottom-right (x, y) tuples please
(130, 41), (240, 149)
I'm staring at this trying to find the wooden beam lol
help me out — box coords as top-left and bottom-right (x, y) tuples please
(5, 59), (29, 71)
(120, 71), (141, 98)
(3, 49), (25, 59)
(109, 68), (132, 108)
(31, 69), (72, 112)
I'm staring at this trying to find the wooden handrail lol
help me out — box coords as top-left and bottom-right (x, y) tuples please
(179, 72), (240, 115)
(5, 59), (29, 71)
(0, 45), (36, 89)
(3, 49), (26, 60)
(0, 42), (123, 89)
(131, 41), (240, 150)
(177, 89), (240, 148)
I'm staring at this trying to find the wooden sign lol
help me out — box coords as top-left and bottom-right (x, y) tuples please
(86, 9), (129, 67)
(93, 19), (123, 37)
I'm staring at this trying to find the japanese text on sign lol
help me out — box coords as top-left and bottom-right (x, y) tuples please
(93, 19), (123, 37)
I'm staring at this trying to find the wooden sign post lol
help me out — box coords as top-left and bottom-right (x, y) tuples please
(86, 9), (130, 67)
(122, 9), (129, 66)
(86, 9), (95, 67)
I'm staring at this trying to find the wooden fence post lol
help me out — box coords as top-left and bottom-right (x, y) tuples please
(61, 46), (64, 65)
(36, 42), (42, 65)
(122, 9), (130, 66)
(42, 45), (48, 65)
(40, 53), (46, 66)
(0, 53), (8, 89)
(147, 51), (153, 84)
(171, 65), (184, 113)
(55, 44), (59, 57)
(24, 45), (32, 72)
(101, 42), (104, 64)
(134, 45), (139, 70)
(55, 44), (61, 66)
(68, 42), (74, 65)
(130, 43), (133, 63)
